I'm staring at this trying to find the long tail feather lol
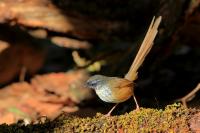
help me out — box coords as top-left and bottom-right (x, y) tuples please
(125, 16), (162, 81)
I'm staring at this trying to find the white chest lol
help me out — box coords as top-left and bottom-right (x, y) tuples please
(95, 86), (115, 103)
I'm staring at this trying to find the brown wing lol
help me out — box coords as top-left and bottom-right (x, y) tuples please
(108, 77), (133, 102)
(108, 77), (133, 88)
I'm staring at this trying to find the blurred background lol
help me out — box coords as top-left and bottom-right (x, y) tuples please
(0, 0), (199, 124)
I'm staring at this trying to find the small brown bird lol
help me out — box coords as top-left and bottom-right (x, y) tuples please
(86, 16), (162, 116)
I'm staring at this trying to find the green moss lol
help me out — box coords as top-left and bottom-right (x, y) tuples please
(54, 103), (191, 132)
(0, 103), (193, 132)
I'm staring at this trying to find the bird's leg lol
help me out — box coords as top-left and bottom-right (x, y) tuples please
(133, 95), (140, 110)
(105, 103), (119, 116)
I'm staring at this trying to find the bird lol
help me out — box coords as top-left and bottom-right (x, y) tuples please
(86, 16), (162, 116)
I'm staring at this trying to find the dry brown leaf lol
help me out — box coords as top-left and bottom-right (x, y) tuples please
(0, 0), (122, 39)
(28, 29), (47, 39)
(0, 0), (74, 33)
(31, 70), (92, 103)
(0, 113), (15, 124)
(0, 40), (9, 53)
(0, 70), (93, 124)
(24, 98), (62, 117)
(51, 36), (91, 49)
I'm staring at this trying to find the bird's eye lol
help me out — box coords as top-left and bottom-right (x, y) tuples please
(86, 79), (100, 89)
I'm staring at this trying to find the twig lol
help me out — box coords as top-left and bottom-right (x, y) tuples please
(178, 83), (200, 107)
(19, 66), (27, 82)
